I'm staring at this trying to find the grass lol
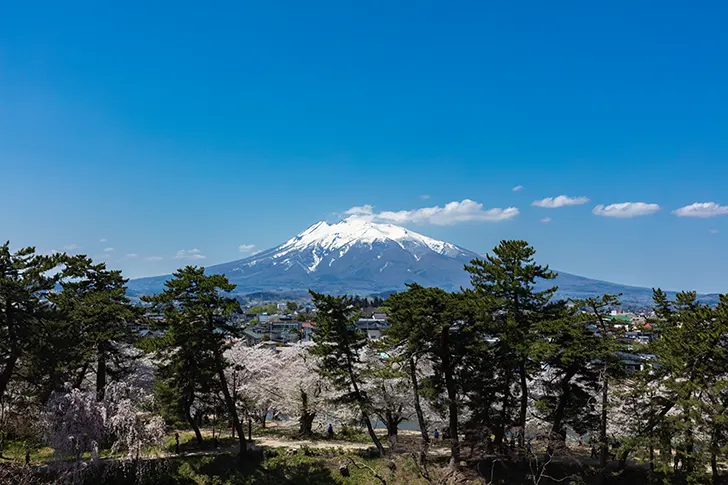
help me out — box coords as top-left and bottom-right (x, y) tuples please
(2, 439), (55, 463)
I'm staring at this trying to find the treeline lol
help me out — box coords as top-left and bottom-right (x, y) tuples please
(305, 240), (728, 483)
(2, 239), (728, 485)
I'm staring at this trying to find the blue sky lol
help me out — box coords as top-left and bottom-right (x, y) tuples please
(1, 1), (727, 292)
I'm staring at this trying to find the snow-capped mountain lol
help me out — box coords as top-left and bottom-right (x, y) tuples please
(127, 218), (721, 309)
(217, 217), (479, 293)
(129, 218), (479, 295)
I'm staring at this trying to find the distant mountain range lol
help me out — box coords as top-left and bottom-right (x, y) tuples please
(127, 218), (721, 309)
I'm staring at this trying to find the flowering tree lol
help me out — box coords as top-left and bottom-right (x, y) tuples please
(361, 346), (414, 446)
(226, 342), (345, 435)
(276, 344), (332, 435)
(226, 343), (282, 428)
(43, 382), (166, 460)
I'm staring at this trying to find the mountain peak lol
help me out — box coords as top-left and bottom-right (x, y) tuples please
(287, 217), (463, 257)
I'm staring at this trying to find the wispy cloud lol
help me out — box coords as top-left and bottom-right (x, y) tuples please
(420, 194), (431, 200)
(239, 244), (256, 253)
(63, 243), (80, 251)
(125, 253), (139, 258)
(346, 199), (519, 225)
(592, 202), (661, 218)
(673, 202), (728, 218)
(345, 205), (374, 216)
(512, 185), (523, 192)
(709, 228), (719, 234)
(540, 217), (552, 223)
(175, 248), (206, 260)
(532, 195), (589, 208)
(145, 256), (163, 261)
(99, 238), (107, 243)
(104, 247), (115, 252)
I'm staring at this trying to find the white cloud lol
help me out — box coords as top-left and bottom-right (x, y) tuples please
(63, 243), (80, 251)
(145, 256), (163, 261)
(239, 244), (256, 253)
(175, 248), (206, 260)
(532, 195), (589, 208)
(592, 202), (661, 218)
(420, 194), (431, 200)
(346, 199), (519, 225)
(512, 185), (523, 192)
(345, 205), (374, 216)
(540, 217), (552, 223)
(104, 247), (115, 252)
(673, 202), (728, 218)
(99, 238), (107, 243)
(709, 228), (719, 234)
(125, 253), (139, 258)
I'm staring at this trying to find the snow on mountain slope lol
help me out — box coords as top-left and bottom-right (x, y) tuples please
(213, 217), (478, 292)
(128, 218), (479, 296)
(125, 218), (722, 309)
(257, 217), (470, 273)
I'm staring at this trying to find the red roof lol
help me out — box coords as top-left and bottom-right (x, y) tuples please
(302, 322), (316, 328)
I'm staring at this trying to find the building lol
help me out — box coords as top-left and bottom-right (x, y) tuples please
(242, 329), (264, 346)
(356, 318), (389, 341)
(301, 322), (316, 342)
(270, 321), (301, 342)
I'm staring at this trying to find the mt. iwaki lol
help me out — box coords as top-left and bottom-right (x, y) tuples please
(127, 218), (720, 308)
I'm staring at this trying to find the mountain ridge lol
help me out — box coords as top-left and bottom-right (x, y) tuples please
(127, 218), (721, 309)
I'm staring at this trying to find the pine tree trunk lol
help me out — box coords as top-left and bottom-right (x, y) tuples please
(344, 348), (385, 456)
(496, 370), (511, 450)
(96, 345), (107, 402)
(440, 327), (460, 467)
(0, 353), (18, 404)
(409, 358), (430, 445)
(215, 361), (246, 456)
(73, 362), (89, 389)
(598, 368), (609, 484)
(361, 411), (386, 456)
(518, 360), (528, 448)
(711, 449), (719, 484)
(551, 369), (577, 443)
(386, 410), (399, 447)
(186, 408), (204, 445)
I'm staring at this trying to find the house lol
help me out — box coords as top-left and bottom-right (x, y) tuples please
(618, 352), (655, 373)
(242, 329), (264, 346)
(356, 318), (389, 341)
(271, 321), (301, 342)
(301, 322), (316, 342)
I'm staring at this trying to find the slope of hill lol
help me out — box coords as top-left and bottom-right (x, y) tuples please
(127, 218), (720, 308)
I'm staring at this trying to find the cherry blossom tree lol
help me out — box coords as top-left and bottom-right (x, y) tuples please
(43, 381), (166, 460)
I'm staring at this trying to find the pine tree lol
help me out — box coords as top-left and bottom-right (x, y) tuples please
(50, 256), (141, 401)
(143, 266), (247, 456)
(534, 299), (612, 444)
(385, 283), (465, 465)
(308, 290), (386, 456)
(0, 243), (65, 404)
(465, 240), (557, 447)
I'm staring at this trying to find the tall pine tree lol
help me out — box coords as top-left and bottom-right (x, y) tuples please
(465, 240), (557, 447)
(308, 291), (386, 456)
(144, 266), (247, 456)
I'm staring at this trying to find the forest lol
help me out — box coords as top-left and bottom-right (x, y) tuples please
(1, 239), (727, 484)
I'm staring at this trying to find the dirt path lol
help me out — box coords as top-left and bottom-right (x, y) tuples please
(253, 436), (372, 451)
